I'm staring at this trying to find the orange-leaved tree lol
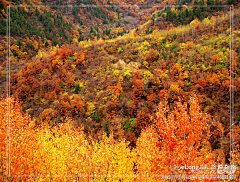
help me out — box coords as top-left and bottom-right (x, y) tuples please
(135, 96), (220, 180)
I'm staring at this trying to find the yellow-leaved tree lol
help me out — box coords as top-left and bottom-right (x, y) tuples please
(0, 97), (136, 181)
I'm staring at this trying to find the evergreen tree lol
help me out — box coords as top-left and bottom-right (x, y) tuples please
(78, 35), (84, 41)
(45, 40), (49, 47)
(74, 84), (80, 93)
(94, 112), (101, 122)
(90, 26), (94, 33)
(103, 18), (108, 24)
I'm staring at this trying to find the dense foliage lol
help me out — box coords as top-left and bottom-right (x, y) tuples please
(1, 97), (239, 181)
(0, 0), (240, 180)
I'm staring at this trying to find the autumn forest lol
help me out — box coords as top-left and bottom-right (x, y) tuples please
(0, 0), (240, 181)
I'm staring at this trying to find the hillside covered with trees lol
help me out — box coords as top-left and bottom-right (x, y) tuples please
(0, 0), (240, 181)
